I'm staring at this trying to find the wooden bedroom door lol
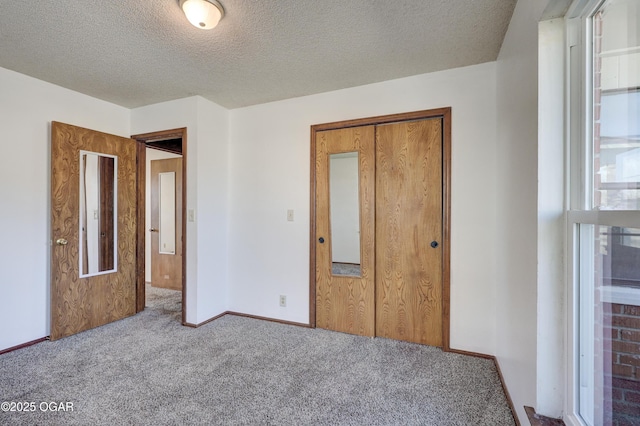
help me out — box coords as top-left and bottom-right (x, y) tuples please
(313, 110), (448, 347)
(150, 158), (183, 291)
(51, 121), (138, 340)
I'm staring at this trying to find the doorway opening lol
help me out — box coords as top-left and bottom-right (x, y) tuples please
(132, 128), (187, 325)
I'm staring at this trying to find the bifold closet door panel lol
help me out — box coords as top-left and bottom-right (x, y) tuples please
(375, 118), (443, 346)
(315, 126), (376, 337)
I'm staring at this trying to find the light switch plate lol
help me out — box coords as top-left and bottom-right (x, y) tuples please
(287, 209), (294, 222)
(188, 209), (195, 222)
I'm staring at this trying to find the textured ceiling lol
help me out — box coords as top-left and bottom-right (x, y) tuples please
(0, 0), (516, 109)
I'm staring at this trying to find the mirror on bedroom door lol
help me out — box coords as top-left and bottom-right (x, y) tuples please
(329, 151), (361, 276)
(158, 171), (176, 255)
(79, 151), (117, 277)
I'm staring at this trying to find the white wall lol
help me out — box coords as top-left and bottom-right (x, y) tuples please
(195, 97), (230, 320)
(495, 0), (551, 423)
(145, 148), (181, 283)
(228, 62), (499, 353)
(131, 96), (229, 324)
(0, 66), (130, 351)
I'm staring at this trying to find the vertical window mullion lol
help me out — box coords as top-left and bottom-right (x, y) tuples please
(583, 13), (595, 211)
(578, 224), (596, 425)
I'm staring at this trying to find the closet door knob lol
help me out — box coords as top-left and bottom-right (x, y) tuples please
(430, 241), (439, 248)
(318, 237), (325, 244)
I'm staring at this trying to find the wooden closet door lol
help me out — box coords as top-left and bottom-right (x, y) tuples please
(375, 118), (443, 346)
(315, 126), (376, 337)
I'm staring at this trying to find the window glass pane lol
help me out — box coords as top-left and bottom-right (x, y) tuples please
(593, 0), (640, 210)
(579, 225), (640, 425)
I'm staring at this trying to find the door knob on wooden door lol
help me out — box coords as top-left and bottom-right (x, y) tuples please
(55, 238), (68, 246)
(318, 237), (325, 243)
(430, 241), (439, 248)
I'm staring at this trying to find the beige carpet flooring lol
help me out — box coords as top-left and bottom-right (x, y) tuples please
(0, 287), (515, 425)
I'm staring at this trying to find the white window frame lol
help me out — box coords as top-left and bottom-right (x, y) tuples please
(565, 1), (640, 425)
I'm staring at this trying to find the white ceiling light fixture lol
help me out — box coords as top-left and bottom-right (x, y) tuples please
(179, 0), (224, 30)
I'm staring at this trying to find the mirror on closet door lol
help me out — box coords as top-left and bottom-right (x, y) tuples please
(329, 151), (361, 276)
(79, 151), (117, 277)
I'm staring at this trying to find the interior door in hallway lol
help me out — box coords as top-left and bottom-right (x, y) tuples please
(375, 118), (443, 346)
(315, 126), (376, 336)
(150, 158), (183, 291)
(51, 122), (137, 340)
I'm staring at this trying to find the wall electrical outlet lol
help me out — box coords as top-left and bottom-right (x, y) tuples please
(279, 295), (287, 307)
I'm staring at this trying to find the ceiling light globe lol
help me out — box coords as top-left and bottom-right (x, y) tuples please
(180, 0), (224, 30)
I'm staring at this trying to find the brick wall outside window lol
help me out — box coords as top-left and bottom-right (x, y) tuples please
(605, 303), (640, 426)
